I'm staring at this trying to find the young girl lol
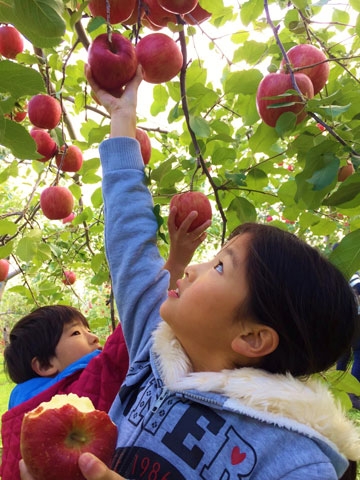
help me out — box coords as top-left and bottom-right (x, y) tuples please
(20, 67), (360, 480)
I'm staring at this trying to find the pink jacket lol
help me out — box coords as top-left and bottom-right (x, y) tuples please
(0, 323), (129, 480)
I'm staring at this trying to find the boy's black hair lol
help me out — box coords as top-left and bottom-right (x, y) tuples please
(229, 223), (359, 377)
(4, 305), (89, 384)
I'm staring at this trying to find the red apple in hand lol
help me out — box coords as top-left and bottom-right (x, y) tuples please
(256, 72), (314, 127)
(28, 94), (62, 130)
(157, 0), (198, 15)
(136, 127), (152, 164)
(56, 145), (84, 172)
(20, 394), (117, 480)
(0, 25), (24, 59)
(281, 44), (329, 95)
(40, 186), (74, 220)
(30, 128), (58, 162)
(88, 32), (138, 95)
(88, 0), (136, 24)
(0, 259), (10, 282)
(136, 33), (183, 84)
(170, 191), (212, 232)
(63, 270), (77, 285)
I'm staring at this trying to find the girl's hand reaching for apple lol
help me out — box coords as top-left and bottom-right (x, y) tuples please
(20, 454), (125, 480)
(85, 64), (143, 139)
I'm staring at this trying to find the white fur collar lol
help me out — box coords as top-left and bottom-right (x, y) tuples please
(152, 322), (360, 461)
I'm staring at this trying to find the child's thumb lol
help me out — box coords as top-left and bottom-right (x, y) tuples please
(79, 453), (123, 480)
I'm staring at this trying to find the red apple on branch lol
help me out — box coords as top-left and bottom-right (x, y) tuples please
(136, 33), (183, 84)
(30, 128), (58, 162)
(0, 25), (24, 59)
(256, 72), (314, 127)
(142, 0), (177, 27)
(56, 145), (84, 172)
(136, 127), (152, 164)
(28, 94), (62, 130)
(0, 259), (10, 282)
(88, 32), (138, 95)
(88, 0), (136, 24)
(281, 44), (329, 95)
(20, 394), (117, 480)
(157, 0), (198, 15)
(63, 270), (77, 285)
(170, 191), (212, 231)
(40, 186), (74, 220)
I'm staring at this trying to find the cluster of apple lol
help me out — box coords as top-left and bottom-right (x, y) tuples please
(88, 0), (211, 30)
(256, 44), (330, 128)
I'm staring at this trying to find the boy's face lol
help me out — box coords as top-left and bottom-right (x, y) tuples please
(160, 234), (255, 372)
(51, 317), (101, 372)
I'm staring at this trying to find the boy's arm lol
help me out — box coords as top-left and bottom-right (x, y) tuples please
(164, 206), (211, 290)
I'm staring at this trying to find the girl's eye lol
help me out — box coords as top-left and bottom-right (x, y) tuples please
(71, 330), (81, 336)
(214, 261), (223, 273)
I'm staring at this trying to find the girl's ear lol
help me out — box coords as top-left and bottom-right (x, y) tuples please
(31, 357), (58, 377)
(231, 324), (279, 358)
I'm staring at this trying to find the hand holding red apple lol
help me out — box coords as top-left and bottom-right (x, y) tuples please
(20, 394), (118, 480)
(170, 191), (212, 232)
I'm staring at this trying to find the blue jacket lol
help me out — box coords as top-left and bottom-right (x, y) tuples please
(101, 137), (360, 479)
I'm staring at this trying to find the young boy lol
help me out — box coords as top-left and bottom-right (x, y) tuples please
(21, 67), (360, 480)
(3, 209), (209, 480)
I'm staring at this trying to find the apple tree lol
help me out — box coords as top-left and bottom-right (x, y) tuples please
(0, 0), (359, 343)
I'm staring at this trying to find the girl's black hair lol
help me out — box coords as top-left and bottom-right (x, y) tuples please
(229, 223), (359, 377)
(4, 305), (89, 384)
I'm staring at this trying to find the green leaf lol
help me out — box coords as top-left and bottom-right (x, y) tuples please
(240, 0), (264, 26)
(91, 253), (106, 273)
(323, 173), (360, 208)
(91, 187), (103, 209)
(0, 61), (45, 97)
(306, 153), (340, 191)
(224, 69), (263, 95)
(0, 119), (39, 159)
(329, 229), (360, 279)
(228, 196), (257, 223)
(0, 219), (17, 235)
(189, 115), (211, 138)
(11, 0), (65, 47)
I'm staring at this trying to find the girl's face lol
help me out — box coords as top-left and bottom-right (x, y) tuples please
(51, 317), (100, 372)
(160, 233), (256, 372)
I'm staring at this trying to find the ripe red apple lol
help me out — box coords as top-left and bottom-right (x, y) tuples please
(0, 25), (24, 59)
(0, 259), (10, 282)
(20, 394), (117, 480)
(183, 3), (211, 24)
(40, 186), (74, 220)
(281, 44), (329, 95)
(136, 127), (152, 164)
(136, 33), (183, 84)
(142, 0), (177, 27)
(88, 0), (136, 24)
(170, 191), (212, 232)
(338, 163), (355, 182)
(30, 127), (58, 162)
(256, 72), (314, 127)
(88, 32), (138, 94)
(157, 0), (198, 14)
(63, 270), (77, 285)
(28, 94), (62, 130)
(56, 145), (84, 172)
